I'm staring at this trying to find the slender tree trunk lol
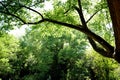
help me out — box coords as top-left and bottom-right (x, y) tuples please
(107, 0), (120, 63)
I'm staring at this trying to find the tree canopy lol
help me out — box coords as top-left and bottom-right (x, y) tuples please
(0, 0), (120, 79)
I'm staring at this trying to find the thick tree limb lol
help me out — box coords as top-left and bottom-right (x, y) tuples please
(88, 37), (113, 58)
(44, 18), (83, 30)
(74, 0), (114, 58)
(85, 29), (114, 53)
(75, 0), (114, 57)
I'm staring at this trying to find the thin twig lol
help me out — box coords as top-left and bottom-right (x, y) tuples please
(64, 8), (71, 14)
(86, 10), (101, 23)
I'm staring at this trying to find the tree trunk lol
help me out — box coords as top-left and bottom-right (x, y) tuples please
(107, 0), (120, 63)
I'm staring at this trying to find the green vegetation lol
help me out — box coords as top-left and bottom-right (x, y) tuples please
(0, 0), (120, 80)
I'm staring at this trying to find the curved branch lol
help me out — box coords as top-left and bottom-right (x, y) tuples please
(20, 4), (44, 19)
(0, 11), (26, 24)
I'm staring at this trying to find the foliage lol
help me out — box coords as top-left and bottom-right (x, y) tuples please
(0, 26), (119, 80)
(4, 24), (117, 80)
(0, 33), (20, 79)
(18, 24), (87, 79)
(0, 0), (120, 80)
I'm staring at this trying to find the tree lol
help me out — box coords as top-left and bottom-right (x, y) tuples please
(0, 33), (20, 80)
(0, 0), (120, 62)
(18, 24), (120, 80)
(106, 0), (120, 63)
(19, 25), (88, 79)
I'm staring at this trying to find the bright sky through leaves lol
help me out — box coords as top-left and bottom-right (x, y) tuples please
(9, 0), (53, 37)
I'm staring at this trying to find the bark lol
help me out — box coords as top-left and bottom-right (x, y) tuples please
(107, 0), (120, 63)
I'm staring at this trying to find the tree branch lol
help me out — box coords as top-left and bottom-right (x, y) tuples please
(86, 10), (99, 23)
(20, 4), (44, 19)
(86, 29), (114, 53)
(88, 37), (113, 58)
(75, 0), (87, 27)
(44, 18), (83, 30)
(0, 11), (26, 24)
(64, 8), (71, 14)
(74, 6), (87, 27)
(0, 9), (83, 30)
(77, 0), (82, 11)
